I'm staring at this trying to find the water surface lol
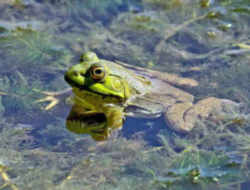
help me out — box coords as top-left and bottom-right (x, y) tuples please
(0, 0), (250, 189)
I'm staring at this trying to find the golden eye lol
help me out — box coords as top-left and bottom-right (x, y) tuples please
(90, 66), (105, 81)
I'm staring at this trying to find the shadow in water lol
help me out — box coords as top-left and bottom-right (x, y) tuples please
(122, 115), (174, 146)
(66, 102), (174, 145)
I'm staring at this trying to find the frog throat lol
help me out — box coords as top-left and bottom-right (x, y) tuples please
(65, 78), (127, 101)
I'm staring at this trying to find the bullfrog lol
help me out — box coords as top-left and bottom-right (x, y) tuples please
(38, 52), (238, 140)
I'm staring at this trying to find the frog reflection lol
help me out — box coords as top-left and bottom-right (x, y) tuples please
(66, 105), (113, 141)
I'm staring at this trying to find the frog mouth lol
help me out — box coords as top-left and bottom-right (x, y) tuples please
(64, 75), (84, 89)
(64, 75), (104, 95)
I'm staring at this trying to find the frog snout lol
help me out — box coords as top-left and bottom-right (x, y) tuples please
(67, 70), (79, 77)
(64, 66), (85, 87)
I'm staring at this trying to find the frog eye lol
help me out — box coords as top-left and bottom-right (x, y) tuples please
(90, 65), (106, 81)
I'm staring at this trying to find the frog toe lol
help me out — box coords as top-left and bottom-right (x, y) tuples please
(34, 88), (71, 110)
(35, 96), (60, 110)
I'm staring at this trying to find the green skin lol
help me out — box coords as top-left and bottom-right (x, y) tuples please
(64, 52), (152, 140)
(64, 52), (237, 141)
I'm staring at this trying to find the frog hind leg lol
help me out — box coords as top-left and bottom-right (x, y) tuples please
(165, 97), (240, 132)
(164, 102), (194, 132)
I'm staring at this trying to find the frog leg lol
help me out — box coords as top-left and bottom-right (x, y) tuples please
(165, 97), (240, 132)
(184, 97), (240, 127)
(34, 88), (72, 110)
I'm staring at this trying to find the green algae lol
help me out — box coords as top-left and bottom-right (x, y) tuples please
(0, 110), (249, 190)
(151, 150), (243, 189)
(0, 28), (70, 69)
(0, 0), (249, 189)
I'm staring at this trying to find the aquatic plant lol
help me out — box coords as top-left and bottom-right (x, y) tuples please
(128, 108), (250, 190)
(149, 149), (243, 190)
(220, 0), (250, 15)
(0, 28), (70, 70)
(0, 104), (249, 190)
(38, 0), (132, 25)
(0, 164), (19, 190)
(0, 26), (73, 119)
(142, 0), (193, 10)
(0, 0), (249, 189)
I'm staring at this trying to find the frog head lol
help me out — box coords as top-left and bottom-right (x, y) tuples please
(64, 52), (131, 101)
(64, 52), (154, 141)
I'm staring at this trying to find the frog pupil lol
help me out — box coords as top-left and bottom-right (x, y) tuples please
(94, 69), (102, 75)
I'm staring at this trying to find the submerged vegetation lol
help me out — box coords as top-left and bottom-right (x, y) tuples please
(0, 111), (249, 189)
(0, 0), (250, 189)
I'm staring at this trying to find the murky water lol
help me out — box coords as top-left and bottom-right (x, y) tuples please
(0, 0), (250, 189)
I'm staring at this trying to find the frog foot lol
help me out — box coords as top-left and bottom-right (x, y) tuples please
(165, 97), (240, 132)
(0, 91), (7, 96)
(34, 88), (71, 110)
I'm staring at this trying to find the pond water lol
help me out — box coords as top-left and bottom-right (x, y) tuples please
(0, 0), (250, 189)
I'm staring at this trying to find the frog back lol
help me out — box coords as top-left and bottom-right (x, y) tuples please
(100, 59), (152, 96)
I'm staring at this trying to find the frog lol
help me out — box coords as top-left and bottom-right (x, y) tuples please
(38, 51), (239, 140)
